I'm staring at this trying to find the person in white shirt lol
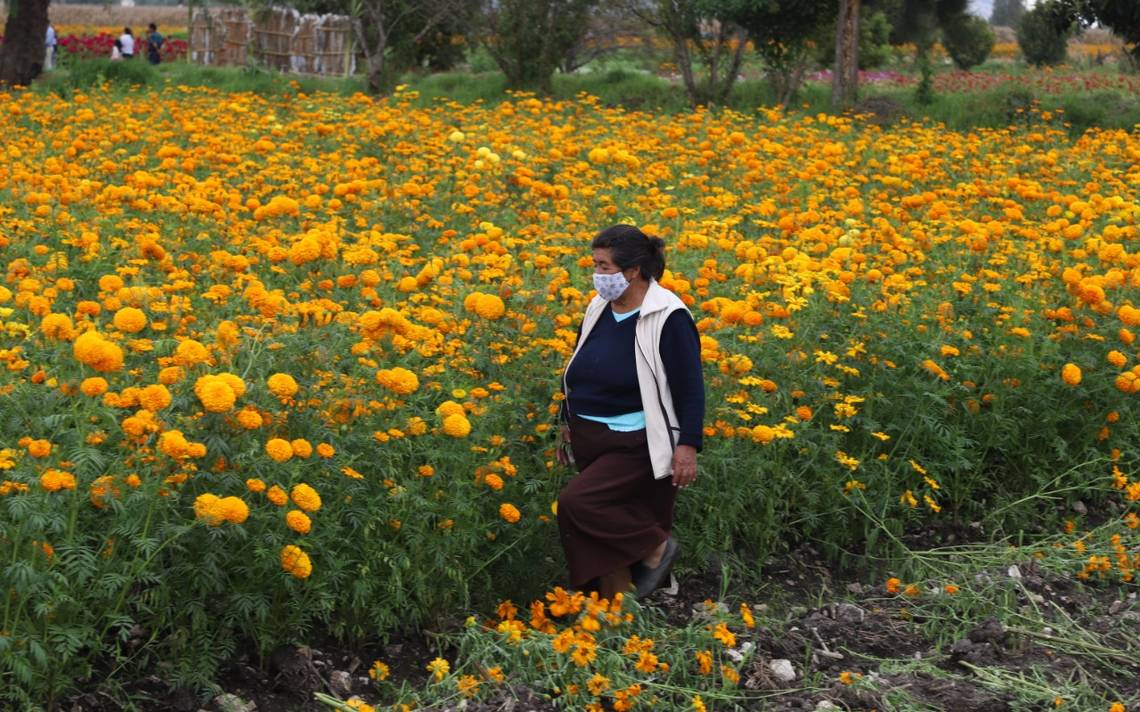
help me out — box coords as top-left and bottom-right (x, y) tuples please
(119, 28), (135, 59)
(45, 23), (57, 70)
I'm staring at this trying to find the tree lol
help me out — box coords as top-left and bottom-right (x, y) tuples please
(1017, 4), (1069, 67)
(721, 0), (838, 106)
(625, 0), (749, 107)
(349, 0), (476, 93)
(1042, 0), (1140, 69)
(0, 0), (50, 88)
(942, 13), (994, 69)
(989, 0), (1025, 27)
(884, 0), (968, 103)
(476, 0), (598, 93)
(832, 0), (860, 108)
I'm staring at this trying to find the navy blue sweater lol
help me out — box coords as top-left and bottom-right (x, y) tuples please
(565, 305), (705, 450)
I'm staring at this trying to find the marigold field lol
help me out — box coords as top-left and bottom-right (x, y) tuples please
(0, 85), (1138, 705)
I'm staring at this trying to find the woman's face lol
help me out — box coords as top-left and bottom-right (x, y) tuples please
(593, 248), (636, 281)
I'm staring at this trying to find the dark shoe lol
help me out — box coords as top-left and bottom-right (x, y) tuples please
(634, 538), (679, 598)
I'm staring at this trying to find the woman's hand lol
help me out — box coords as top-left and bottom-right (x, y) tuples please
(556, 424), (572, 466)
(671, 445), (698, 488)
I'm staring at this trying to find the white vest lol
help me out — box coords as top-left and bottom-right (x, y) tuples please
(563, 280), (691, 479)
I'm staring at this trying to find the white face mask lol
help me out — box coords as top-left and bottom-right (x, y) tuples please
(593, 271), (630, 301)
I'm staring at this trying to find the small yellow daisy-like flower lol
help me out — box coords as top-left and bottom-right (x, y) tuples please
(426, 657), (450, 682)
(368, 660), (390, 681)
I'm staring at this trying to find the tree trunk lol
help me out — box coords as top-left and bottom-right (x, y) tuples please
(831, 0), (860, 109)
(0, 0), (51, 87)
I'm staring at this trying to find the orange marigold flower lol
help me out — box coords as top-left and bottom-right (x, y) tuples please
(442, 413), (472, 438)
(291, 483), (322, 512)
(291, 439), (313, 458)
(246, 478), (267, 493)
(316, 443), (335, 458)
(265, 438), (293, 462)
(280, 544), (312, 578)
(266, 485), (288, 506)
(26, 439), (52, 458)
(1061, 363), (1081, 387)
(80, 377), (109, 397)
(112, 307), (147, 333)
(286, 509), (312, 534)
(376, 367), (419, 395)
(267, 373), (299, 399)
(499, 503), (521, 523)
(40, 468), (76, 492)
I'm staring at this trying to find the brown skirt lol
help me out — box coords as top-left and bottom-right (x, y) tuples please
(557, 414), (676, 587)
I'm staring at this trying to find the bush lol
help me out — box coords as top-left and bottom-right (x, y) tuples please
(66, 58), (156, 89)
(943, 15), (995, 70)
(813, 9), (894, 70)
(1017, 5), (1070, 67)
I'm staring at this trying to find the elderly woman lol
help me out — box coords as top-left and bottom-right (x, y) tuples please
(557, 224), (705, 600)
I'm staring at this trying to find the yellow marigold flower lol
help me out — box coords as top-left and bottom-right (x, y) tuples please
(27, 439), (52, 457)
(266, 438), (293, 463)
(267, 373), (299, 399)
(158, 430), (191, 458)
(138, 384), (172, 411)
(499, 503), (521, 523)
(158, 366), (183, 385)
(442, 413), (472, 438)
(587, 672), (610, 696)
(280, 544), (312, 579)
(426, 657), (450, 682)
(369, 661), (390, 681)
(376, 367), (419, 395)
(291, 483), (322, 512)
(457, 674), (480, 698)
(1108, 350), (1128, 368)
(435, 400), (466, 418)
(316, 443), (335, 458)
(286, 509), (312, 534)
(886, 577), (901, 594)
(80, 377), (109, 397)
(246, 478), (267, 493)
(712, 622), (736, 648)
(1061, 363), (1081, 387)
(216, 372), (246, 398)
(40, 468), (76, 492)
(174, 339), (210, 366)
(475, 293), (506, 320)
(112, 307), (147, 333)
(266, 485), (288, 506)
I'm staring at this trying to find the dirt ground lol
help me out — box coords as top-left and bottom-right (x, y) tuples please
(63, 549), (1138, 712)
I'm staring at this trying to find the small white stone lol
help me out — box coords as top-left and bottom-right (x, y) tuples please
(768, 658), (796, 683)
(1007, 565), (1022, 579)
(815, 701), (840, 710)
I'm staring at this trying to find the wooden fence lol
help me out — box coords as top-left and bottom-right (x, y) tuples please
(189, 6), (354, 77)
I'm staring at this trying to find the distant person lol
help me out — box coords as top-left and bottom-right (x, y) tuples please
(146, 23), (164, 65)
(111, 39), (124, 61)
(119, 27), (135, 59)
(45, 22), (57, 70)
